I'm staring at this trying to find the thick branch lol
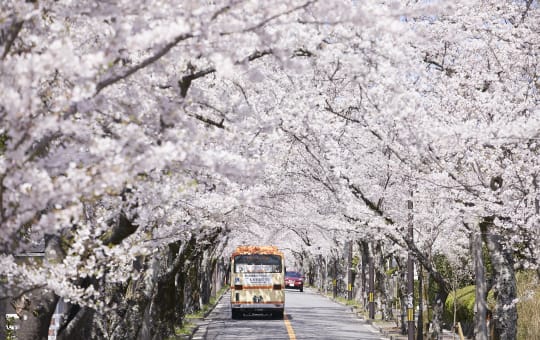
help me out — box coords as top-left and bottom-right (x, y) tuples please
(25, 131), (63, 163)
(280, 123), (339, 196)
(292, 47), (314, 57)
(188, 113), (224, 129)
(324, 101), (407, 163)
(220, 1), (316, 35)
(243, 49), (273, 63)
(324, 99), (362, 124)
(179, 49), (272, 98)
(290, 228), (312, 246)
(402, 234), (449, 294)
(95, 33), (194, 95)
(521, 0), (534, 23)
(1, 20), (24, 60)
(345, 178), (394, 225)
(423, 56), (444, 71)
(0, 173), (5, 222)
(342, 175), (450, 294)
(179, 67), (216, 98)
(101, 212), (138, 245)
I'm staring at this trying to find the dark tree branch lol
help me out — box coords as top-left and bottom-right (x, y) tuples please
(292, 47), (314, 57)
(280, 123), (323, 169)
(179, 49), (272, 98)
(25, 131), (63, 163)
(1, 20), (24, 60)
(101, 211), (138, 246)
(329, 60), (341, 81)
(290, 228), (312, 246)
(0, 173), (5, 222)
(342, 176), (450, 294)
(188, 113), (224, 129)
(178, 67), (216, 98)
(194, 101), (226, 118)
(243, 49), (273, 63)
(211, 4), (231, 21)
(95, 33), (194, 95)
(324, 99), (362, 124)
(423, 55), (444, 71)
(0, 284), (47, 301)
(279, 122), (340, 197)
(324, 100), (407, 163)
(521, 0), (534, 23)
(220, 1), (316, 35)
(346, 179), (394, 225)
(401, 232), (449, 294)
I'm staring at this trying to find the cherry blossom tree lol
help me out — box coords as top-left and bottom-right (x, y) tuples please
(1, 0), (538, 339)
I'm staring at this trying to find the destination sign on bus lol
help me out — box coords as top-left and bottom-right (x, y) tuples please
(242, 273), (272, 285)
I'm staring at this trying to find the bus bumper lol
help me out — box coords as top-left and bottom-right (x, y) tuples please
(231, 303), (284, 312)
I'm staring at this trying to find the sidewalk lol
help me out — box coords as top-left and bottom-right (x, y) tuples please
(363, 317), (466, 340)
(324, 293), (464, 340)
(178, 289), (228, 339)
(363, 318), (409, 340)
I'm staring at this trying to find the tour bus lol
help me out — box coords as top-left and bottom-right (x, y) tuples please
(230, 245), (285, 319)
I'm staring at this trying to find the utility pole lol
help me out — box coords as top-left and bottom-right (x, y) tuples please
(361, 241), (368, 312)
(407, 191), (415, 340)
(369, 248), (375, 319)
(417, 266), (423, 340)
(347, 240), (353, 300)
(333, 256), (338, 299)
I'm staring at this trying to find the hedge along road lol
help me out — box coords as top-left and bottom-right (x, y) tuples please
(192, 288), (387, 340)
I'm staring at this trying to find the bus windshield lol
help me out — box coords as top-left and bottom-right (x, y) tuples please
(234, 254), (282, 273)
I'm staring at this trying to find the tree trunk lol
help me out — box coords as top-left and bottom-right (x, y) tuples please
(200, 256), (211, 307)
(400, 268), (408, 335)
(375, 243), (393, 321)
(360, 241), (369, 309)
(0, 297), (6, 340)
(139, 241), (187, 340)
(430, 290), (448, 340)
(480, 217), (517, 340)
(11, 289), (59, 340)
(57, 306), (96, 340)
(394, 258), (408, 335)
(148, 277), (178, 340)
(473, 230), (488, 340)
(14, 235), (63, 340)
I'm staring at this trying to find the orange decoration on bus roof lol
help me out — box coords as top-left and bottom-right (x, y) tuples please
(231, 245), (283, 258)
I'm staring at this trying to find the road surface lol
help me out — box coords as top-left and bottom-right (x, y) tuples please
(192, 288), (387, 340)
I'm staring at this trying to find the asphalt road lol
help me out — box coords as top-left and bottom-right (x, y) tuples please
(192, 288), (387, 340)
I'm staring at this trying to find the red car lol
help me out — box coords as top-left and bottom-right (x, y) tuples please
(285, 271), (304, 292)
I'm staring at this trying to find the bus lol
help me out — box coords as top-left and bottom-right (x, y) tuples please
(230, 245), (285, 319)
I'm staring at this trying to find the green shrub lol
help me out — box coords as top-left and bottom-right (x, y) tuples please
(444, 285), (476, 325)
(443, 272), (539, 340)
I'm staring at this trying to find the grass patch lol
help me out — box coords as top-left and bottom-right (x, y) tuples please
(174, 321), (197, 336)
(326, 293), (362, 309)
(517, 271), (540, 340)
